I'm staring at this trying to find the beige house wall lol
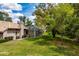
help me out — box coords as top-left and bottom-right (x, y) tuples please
(0, 21), (28, 40)
(3, 29), (21, 40)
(0, 33), (3, 39)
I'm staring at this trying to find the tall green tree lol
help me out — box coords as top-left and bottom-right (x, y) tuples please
(51, 4), (74, 33)
(34, 3), (74, 37)
(5, 17), (12, 22)
(71, 3), (79, 17)
(0, 11), (12, 22)
(19, 16), (26, 25)
(34, 3), (55, 33)
(25, 18), (32, 26)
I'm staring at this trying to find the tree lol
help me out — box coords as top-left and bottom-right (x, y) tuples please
(34, 3), (74, 38)
(25, 18), (32, 26)
(5, 17), (12, 22)
(34, 3), (79, 41)
(0, 11), (12, 22)
(71, 3), (79, 17)
(51, 4), (75, 38)
(34, 3), (55, 34)
(19, 16), (26, 25)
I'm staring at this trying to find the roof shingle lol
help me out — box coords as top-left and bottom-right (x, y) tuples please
(0, 21), (20, 32)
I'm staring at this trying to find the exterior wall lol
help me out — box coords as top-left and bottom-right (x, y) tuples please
(0, 21), (28, 40)
(0, 33), (3, 39)
(7, 29), (20, 37)
(3, 29), (20, 40)
(19, 22), (24, 38)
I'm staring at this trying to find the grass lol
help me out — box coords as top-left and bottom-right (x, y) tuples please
(0, 35), (79, 56)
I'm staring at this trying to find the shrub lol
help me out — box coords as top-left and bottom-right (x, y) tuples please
(41, 35), (53, 41)
(0, 37), (12, 43)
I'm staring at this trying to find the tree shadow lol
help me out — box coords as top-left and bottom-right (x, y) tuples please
(49, 46), (79, 56)
(24, 37), (40, 41)
(25, 35), (79, 47)
(34, 39), (52, 46)
(33, 35), (55, 46)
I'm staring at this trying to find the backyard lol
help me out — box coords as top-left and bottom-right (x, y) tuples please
(0, 35), (79, 56)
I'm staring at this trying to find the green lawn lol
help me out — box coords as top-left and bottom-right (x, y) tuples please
(0, 36), (79, 56)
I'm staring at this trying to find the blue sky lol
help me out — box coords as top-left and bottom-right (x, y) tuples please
(0, 3), (37, 23)
(13, 3), (36, 16)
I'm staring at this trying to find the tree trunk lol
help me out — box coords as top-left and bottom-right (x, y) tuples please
(52, 28), (56, 38)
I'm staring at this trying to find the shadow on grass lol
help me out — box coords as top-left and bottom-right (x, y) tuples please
(25, 35), (53, 41)
(34, 39), (52, 46)
(25, 35), (79, 46)
(33, 35), (73, 46)
(0, 39), (12, 43)
(49, 46), (79, 56)
(33, 35), (55, 46)
(24, 36), (42, 41)
(24, 35), (54, 46)
(56, 36), (79, 46)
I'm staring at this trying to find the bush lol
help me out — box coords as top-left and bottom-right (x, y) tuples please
(0, 37), (12, 43)
(41, 35), (53, 41)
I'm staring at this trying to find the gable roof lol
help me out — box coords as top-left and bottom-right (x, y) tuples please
(0, 21), (23, 32)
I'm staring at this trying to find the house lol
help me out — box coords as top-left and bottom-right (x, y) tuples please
(0, 21), (28, 40)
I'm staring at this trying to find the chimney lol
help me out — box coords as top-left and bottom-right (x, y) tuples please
(19, 21), (24, 38)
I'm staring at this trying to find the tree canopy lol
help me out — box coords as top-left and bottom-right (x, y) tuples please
(34, 3), (79, 40)
(0, 11), (12, 22)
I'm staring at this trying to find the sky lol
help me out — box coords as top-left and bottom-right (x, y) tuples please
(0, 3), (37, 23)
